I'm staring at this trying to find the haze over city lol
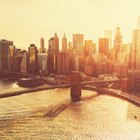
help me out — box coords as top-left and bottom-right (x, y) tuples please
(0, 0), (140, 49)
(1, 1), (140, 139)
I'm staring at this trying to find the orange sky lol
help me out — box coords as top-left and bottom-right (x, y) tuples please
(0, 0), (140, 50)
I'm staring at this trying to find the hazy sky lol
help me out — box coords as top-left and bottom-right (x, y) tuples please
(0, 0), (140, 50)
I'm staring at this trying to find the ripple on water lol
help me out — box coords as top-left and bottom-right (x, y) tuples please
(0, 88), (140, 139)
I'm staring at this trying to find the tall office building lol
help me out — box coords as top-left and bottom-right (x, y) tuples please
(11, 55), (23, 72)
(0, 39), (13, 71)
(131, 30), (140, 69)
(48, 33), (59, 54)
(28, 44), (38, 74)
(48, 37), (54, 54)
(109, 48), (117, 61)
(9, 45), (15, 57)
(56, 52), (70, 74)
(21, 52), (28, 73)
(70, 54), (79, 71)
(67, 41), (73, 55)
(40, 38), (45, 53)
(73, 34), (84, 55)
(93, 52), (107, 64)
(8, 45), (15, 71)
(8, 46), (23, 72)
(38, 53), (48, 74)
(84, 40), (96, 56)
(62, 34), (67, 52)
(129, 17), (140, 69)
(47, 53), (55, 74)
(54, 33), (59, 53)
(114, 26), (122, 53)
(84, 57), (95, 76)
(104, 30), (112, 49)
(98, 38), (109, 56)
(47, 33), (59, 74)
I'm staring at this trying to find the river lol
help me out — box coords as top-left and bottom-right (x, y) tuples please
(0, 80), (140, 140)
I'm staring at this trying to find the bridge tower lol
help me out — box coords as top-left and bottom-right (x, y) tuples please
(71, 71), (81, 101)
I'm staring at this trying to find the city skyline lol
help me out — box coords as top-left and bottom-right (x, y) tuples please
(0, 1), (140, 139)
(0, 0), (140, 49)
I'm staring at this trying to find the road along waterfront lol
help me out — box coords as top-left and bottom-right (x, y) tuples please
(0, 80), (140, 139)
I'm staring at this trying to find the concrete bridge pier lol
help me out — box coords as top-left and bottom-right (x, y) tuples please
(71, 71), (81, 102)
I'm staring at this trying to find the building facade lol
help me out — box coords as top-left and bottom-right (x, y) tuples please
(48, 33), (59, 54)
(73, 34), (84, 55)
(40, 38), (45, 53)
(56, 52), (70, 74)
(98, 38), (109, 56)
(84, 40), (96, 56)
(28, 44), (38, 74)
(0, 39), (13, 71)
(21, 52), (28, 73)
(114, 26), (122, 53)
(38, 53), (48, 74)
(130, 30), (140, 69)
(62, 34), (67, 53)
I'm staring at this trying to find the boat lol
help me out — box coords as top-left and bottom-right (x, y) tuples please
(17, 77), (45, 87)
(45, 77), (61, 85)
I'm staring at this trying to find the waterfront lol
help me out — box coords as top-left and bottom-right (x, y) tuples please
(0, 81), (140, 140)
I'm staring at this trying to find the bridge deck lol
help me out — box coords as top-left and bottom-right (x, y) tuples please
(83, 85), (140, 106)
(0, 84), (72, 99)
(81, 79), (119, 85)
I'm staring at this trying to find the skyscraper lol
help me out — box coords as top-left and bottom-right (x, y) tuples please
(21, 52), (28, 73)
(8, 46), (23, 72)
(56, 52), (70, 74)
(11, 55), (23, 72)
(62, 34), (67, 52)
(54, 33), (59, 53)
(84, 40), (96, 56)
(38, 53), (48, 74)
(28, 44), (38, 74)
(0, 39), (13, 71)
(47, 33), (59, 74)
(40, 38), (45, 53)
(131, 30), (140, 69)
(48, 33), (59, 54)
(47, 53), (55, 74)
(73, 34), (84, 55)
(48, 37), (54, 54)
(98, 38), (109, 56)
(9, 45), (15, 57)
(67, 41), (73, 55)
(130, 17), (140, 69)
(8, 45), (15, 71)
(70, 53), (79, 71)
(114, 26), (122, 53)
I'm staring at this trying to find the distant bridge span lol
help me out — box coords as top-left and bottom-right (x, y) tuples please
(1, 71), (139, 106)
(0, 71), (119, 102)
(0, 84), (72, 99)
(81, 79), (119, 85)
(0, 70), (35, 77)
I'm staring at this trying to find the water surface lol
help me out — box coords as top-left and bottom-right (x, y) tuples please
(0, 81), (140, 140)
